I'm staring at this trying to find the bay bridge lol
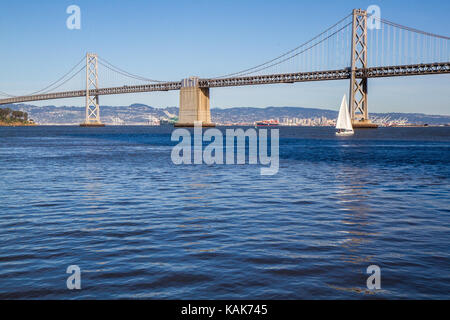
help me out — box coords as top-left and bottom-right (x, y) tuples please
(1, 9), (449, 127)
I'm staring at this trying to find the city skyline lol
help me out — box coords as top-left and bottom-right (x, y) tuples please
(6, 103), (449, 127)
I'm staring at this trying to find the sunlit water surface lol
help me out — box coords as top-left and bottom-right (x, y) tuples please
(0, 126), (449, 299)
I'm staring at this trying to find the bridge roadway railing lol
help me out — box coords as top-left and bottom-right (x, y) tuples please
(0, 81), (183, 105)
(0, 62), (448, 105)
(359, 62), (450, 78)
(201, 62), (450, 87)
(198, 69), (351, 88)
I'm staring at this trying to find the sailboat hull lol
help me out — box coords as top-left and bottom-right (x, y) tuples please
(336, 130), (354, 136)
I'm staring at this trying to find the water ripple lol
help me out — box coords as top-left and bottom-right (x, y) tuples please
(0, 126), (449, 299)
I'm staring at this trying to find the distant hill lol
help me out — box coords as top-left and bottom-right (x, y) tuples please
(3, 103), (450, 125)
(3, 104), (179, 125)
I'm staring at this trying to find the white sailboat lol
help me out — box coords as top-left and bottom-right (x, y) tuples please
(336, 95), (354, 136)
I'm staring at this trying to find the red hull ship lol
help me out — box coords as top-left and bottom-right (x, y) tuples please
(254, 119), (279, 128)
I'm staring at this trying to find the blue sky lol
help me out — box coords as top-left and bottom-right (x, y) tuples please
(0, 0), (449, 114)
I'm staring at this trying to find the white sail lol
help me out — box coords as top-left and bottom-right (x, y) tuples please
(336, 95), (353, 132)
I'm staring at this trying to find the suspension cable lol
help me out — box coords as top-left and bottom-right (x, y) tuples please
(98, 57), (165, 83)
(0, 90), (16, 98)
(28, 56), (86, 95)
(211, 13), (352, 78)
(38, 65), (86, 95)
(0, 56), (85, 98)
(376, 17), (450, 40)
(221, 21), (352, 78)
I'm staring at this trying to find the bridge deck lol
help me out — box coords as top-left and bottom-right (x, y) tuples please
(0, 62), (448, 105)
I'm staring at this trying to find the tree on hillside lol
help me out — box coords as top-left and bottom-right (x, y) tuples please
(12, 111), (28, 121)
(0, 108), (29, 122)
(12, 110), (25, 119)
(0, 108), (12, 119)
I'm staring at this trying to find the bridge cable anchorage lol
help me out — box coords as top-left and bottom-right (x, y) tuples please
(0, 56), (86, 98)
(97, 56), (166, 83)
(210, 13), (352, 79)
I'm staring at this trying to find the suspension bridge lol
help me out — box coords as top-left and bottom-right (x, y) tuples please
(0, 9), (449, 127)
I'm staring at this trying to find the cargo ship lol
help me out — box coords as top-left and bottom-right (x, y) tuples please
(254, 119), (279, 128)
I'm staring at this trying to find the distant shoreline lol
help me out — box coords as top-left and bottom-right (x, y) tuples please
(4, 123), (449, 128)
(0, 121), (36, 127)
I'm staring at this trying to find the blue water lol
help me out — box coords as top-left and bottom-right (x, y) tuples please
(0, 126), (449, 299)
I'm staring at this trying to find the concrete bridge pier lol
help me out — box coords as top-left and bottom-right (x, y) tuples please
(175, 77), (215, 127)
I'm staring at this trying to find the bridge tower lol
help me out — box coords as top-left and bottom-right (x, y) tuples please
(175, 77), (214, 127)
(349, 9), (377, 128)
(81, 53), (104, 127)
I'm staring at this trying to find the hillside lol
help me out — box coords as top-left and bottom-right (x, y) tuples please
(3, 103), (450, 125)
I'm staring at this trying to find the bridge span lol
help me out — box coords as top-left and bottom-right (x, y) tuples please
(1, 62), (449, 106)
(1, 9), (449, 127)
